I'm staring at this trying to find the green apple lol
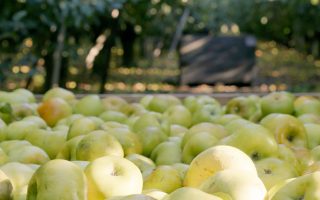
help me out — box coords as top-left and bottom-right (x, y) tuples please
(0, 102), (13, 124)
(4, 120), (39, 140)
(269, 171), (320, 199)
(0, 90), (30, 104)
(183, 95), (221, 114)
(260, 91), (294, 116)
(150, 140), (182, 165)
(199, 169), (266, 200)
(211, 114), (241, 126)
(42, 87), (76, 104)
(147, 95), (181, 113)
(255, 157), (299, 190)
(182, 132), (219, 164)
(162, 187), (223, 200)
(224, 118), (253, 134)
(0, 162), (36, 200)
(87, 116), (105, 127)
(56, 135), (85, 160)
(0, 168), (13, 199)
(0, 147), (8, 165)
(277, 144), (304, 175)
(298, 113), (320, 124)
(37, 97), (72, 127)
(132, 112), (161, 133)
(128, 102), (148, 116)
(143, 165), (182, 193)
(304, 123), (320, 149)
(75, 130), (124, 161)
(11, 103), (37, 120)
(142, 189), (168, 200)
(85, 155), (143, 200)
(67, 117), (97, 140)
(70, 160), (90, 171)
(182, 122), (228, 148)
(102, 95), (131, 114)
(99, 110), (128, 123)
(109, 194), (156, 200)
(168, 124), (188, 138)
(302, 161), (320, 175)
(191, 104), (223, 125)
(25, 129), (67, 159)
(125, 154), (156, 178)
(225, 95), (262, 122)
(74, 94), (104, 116)
(22, 116), (47, 129)
(56, 114), (83, 126)
(294, 95), (320, 116)
(260, 113), (308, 148)
(172, 163), (189, 180)
(27, 159), (87, 200)
(139, 95), (154, 108)
(101, 121), (129, 130)
(184, 145), (257, 187)
(163, 105), (192, 128)
(311, 145), (320, 161)
(106, 127), (143, 156)
(136, 126), (167, 157)
(219, 123), (278, 161)
(12, 88), (36, 103)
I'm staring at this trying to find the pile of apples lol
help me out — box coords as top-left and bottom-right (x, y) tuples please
(1, 88), (320, 200)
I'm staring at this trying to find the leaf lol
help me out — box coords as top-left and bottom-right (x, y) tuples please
(12, 10), (27, 21)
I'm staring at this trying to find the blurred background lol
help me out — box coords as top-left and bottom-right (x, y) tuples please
(0, 0), (319, 94)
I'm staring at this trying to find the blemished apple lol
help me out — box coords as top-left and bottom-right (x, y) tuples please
(143, 165), (182, 193)
(199, 169), (266, 200)
(85, 155), (143, 200)
(260, 91), (295, 116)
(27, 159), (87, 200)
(37, 97), (73, 127)
(260, 113), (308, 148)
(184, 145), (257, 187)
(254, 157), (299, 190)
(75, 130), (124, 161)
(162, 187), (223, 200)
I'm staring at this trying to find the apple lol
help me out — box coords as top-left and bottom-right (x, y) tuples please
(143, 165), (182, 193)
(56, 135), (85, 160)
(0, 162), (36, 200)
(74, 94), (104, 116)
(56, 113), (83, 126)
(294, 95), (320, 116)
(105, 127), (143, 156)
(298, 113), (320, 124)
(67, 116), (97, 140)
(183, 95), (222, 114)
(183, 145), (257, 187)
(277, 144), (304, 175)
(125, 153), (156, 178)
(108, 194), (157, 200)
(191, 104), (223, 125)
(37, 97), (72, 127)
(168, 124), (188, 138)
(11, 103), (38, 121)
(150, 140), (182, 165)
(101, 121), (129, 131)
(224, 118), (253, 134)
(0, 102), (13, 124)
(172, 163), (189, 180)
(211, 114), (241, 126)
(147, 95), (181, 113)
(268, 171), (320, 199)
(218, 123), (278, 161)
(162, 187), (223, 200)
(132, 113), (161, 133)
(260, 113), (308, 148)
(311, 145), (320, 161)
(142, 189), (168, 200)
(135, 126), (167, 157)
(162, 105), (192, 128)
(304, 123), (320, 149)
(260, 91), (294, 116)
(181, 122), (228, 148)
(4, 120), (39, 140)
(199, 169), (266, 200)
(182, 132), (218, 164)
(254, 157), (299, 190)
(139, 95), (154, 108)
(0, 147), (8, 165)
(85, 155), (143, 200)
(12, 88), (36, 103)
(99, 110), (128, 123)
(42, 87), (76, 104)
(27, 159), (87, 199)
(22, 116), (47, 129)
(102, 95), (131, 115)
(225, 95), (262, 122)
(0, 168), (13, 199)
(75, 130), (124, 161)
(302, 161), (320, 175)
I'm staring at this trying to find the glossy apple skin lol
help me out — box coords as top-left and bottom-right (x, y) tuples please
(260, 91), (295, 116)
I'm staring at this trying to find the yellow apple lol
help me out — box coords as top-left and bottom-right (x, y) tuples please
(0, 168), (13, 199)
(162, 187), (223, 200)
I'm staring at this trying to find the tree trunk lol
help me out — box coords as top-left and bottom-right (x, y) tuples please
(120, 23), (136, 67)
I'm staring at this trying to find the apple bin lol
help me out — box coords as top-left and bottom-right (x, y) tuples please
(1, 88), (320, 199)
